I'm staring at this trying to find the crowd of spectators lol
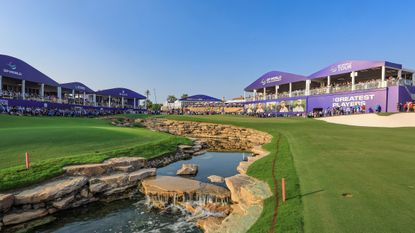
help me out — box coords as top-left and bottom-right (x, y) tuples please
(246, 77), (406, 101)
(308, 104), (380, 118)
(0, 104), (142, 117)
(164, 102), (244, 115)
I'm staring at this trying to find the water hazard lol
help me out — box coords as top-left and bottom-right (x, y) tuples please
(33, 151), (247, 233)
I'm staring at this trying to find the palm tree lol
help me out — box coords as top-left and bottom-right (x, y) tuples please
(145, 89), (150, 109)
(167, 95), (177, 103)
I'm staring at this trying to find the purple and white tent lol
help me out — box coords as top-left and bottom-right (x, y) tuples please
(60, 82), (95, 94)
(96, 88), (146, 99)
(244, 71), (307, 91)
(180, 94), (221, 102)
(0, 54), (59, 86)
(308, 60), (402, 79)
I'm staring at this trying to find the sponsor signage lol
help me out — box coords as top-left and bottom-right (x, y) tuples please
(330, 62), (352, 73)
(261, 75), (282, 86)
(307, 89), (387, 112)
(3, 62), (22, 76)
(0, 99), (8, 106)
(332, 94), (375, 107)
(75, 85), (86, 91)
(119, 90), (128, 97)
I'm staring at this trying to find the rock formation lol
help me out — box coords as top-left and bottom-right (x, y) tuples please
(207, 175), (224, 183)
(143, 118), (272, 152)
(141, 176), (231, 215)
(0, 158), (157, 230)
(176, 164), (198, 176)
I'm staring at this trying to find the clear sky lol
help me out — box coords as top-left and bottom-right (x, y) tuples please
(1, 0), (414, 102)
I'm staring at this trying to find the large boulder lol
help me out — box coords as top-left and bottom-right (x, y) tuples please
(207, 175), (224, 183)
(2, 209), (48, 225)
(141, 176), (230, 204)
(14, 177), (88, 205)
(52, 195), (75, 209)
(225, 174), (272, 206)
(63, 163), (110, 177)
(128, 168), (157, 183)
(88, 173), (128, 194)
(104, 157), (146, 169)
(176, 164), (198, 176)
(0, 194), (14, 212)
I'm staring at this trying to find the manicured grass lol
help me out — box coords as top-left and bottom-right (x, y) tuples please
(0, 115), (190, 191)
(376, 112), (397, 116)
(161, 115), (415, 233)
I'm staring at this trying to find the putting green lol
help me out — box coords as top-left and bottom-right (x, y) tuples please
(0, 115), (189, 191)
(0, 115), (174, 169)
(163, 115), (415, 233)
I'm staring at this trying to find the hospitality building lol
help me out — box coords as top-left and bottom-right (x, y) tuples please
(243, 60), (415, 114)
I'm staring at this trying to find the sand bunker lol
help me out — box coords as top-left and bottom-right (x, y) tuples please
(317, 113), (415, 128)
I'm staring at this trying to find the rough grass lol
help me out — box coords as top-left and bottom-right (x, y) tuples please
(161, 114), (415, 233)
(0, 115), (190, 191)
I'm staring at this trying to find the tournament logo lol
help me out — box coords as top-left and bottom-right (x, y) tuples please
(7, 62), (17, 70)
(330, 62), (352, 73)
(3, 61), (22, 76)
(261, 75), (282, 86)
(119, 90), (128, 97)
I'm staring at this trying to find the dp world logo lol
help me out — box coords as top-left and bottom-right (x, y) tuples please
(261, 75), (282, 85)
(7, 62), (17, 70)
(119, 90), (128, 97)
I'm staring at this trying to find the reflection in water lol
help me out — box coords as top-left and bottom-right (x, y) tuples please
(34, 152), (245, 233)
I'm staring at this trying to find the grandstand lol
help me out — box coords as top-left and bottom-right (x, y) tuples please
(243, 60), (415, 115)
(162, 94), (244, 114)
(0, 54), (146, 111)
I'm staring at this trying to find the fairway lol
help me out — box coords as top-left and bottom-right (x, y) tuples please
(0, 115), (174, 169)
(164, 115), (415, 233)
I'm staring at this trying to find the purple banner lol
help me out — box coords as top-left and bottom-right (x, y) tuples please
(0, 98), (142, 111)
(307, 89), (388, 112)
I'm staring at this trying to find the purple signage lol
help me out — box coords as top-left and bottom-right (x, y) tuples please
(96, 88), (146, 99)
(60, 82), (95, 94)
(180, 94), (221, 102)
(0, 98), (142, 110)
(0, 54), (59, 86)
(308, 60), (402, 79)
(307, 89), (388, 112)
(244, 71), (307, 91)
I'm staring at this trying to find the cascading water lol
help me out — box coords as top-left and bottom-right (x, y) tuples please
(32, 151), (245, 233)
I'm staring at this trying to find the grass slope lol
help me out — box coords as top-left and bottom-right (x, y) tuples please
(0, 115), (189, 191)
(162, 115), (415, 233)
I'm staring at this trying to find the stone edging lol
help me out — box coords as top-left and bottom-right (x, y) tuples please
(143, 118), (273, 233)
(0, 139), (208, 232)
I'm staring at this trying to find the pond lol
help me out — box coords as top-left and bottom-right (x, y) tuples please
(33, 151), (247, 233)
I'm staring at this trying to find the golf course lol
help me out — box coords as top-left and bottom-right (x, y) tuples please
(1, 114), (415, 233)
(162, 114), (415, 233)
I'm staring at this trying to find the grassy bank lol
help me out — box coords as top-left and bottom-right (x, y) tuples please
(162, 115), (415, 233)
(0, 115), (190, 191)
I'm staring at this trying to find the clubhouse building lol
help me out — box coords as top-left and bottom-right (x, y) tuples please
(243, 60), (415, 114)
(0, 54), (146, 110)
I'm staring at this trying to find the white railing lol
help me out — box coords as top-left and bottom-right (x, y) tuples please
(244, 78), (414, 102)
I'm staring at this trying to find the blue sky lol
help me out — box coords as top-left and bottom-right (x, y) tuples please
(1, 0), (414, 102)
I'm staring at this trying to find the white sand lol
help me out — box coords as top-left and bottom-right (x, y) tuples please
(316, 113), (415, 128)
